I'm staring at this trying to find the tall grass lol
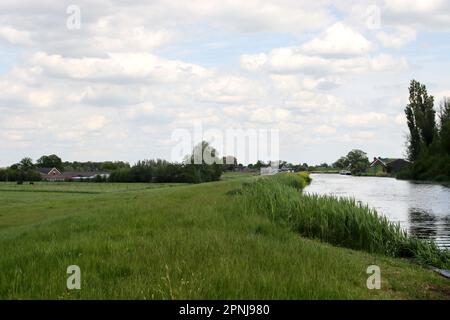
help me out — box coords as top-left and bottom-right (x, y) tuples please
(1, 178), (449, 299)
(238, 173), (450, 269)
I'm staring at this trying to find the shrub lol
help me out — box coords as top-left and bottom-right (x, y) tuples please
(396, 153), (450, 183)
(108, 160), (223, 184)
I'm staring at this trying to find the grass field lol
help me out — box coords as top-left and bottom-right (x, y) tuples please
(0, 181), (183, 194)
(0, 174), (449, 299)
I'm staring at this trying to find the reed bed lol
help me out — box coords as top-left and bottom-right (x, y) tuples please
(238, 174), (450, 269)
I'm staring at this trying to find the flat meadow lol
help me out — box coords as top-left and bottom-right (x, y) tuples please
(0, 173), (449, 299)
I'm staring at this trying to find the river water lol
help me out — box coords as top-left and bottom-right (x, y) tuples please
(305, 174), (450, 248)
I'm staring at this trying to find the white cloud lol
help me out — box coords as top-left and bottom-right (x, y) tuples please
(90, 16), (175, 52)
(340, 112), (389, 126)
(302, 76), (342, 91)
(384, 0), (444, 13)
(240, 53), (268, 72)
(126, 103), (156, 119)
(301, 23), (373, 57)
(162, 0), (334, 33)
(30, 52), (211, 83)
(314, 125), (336, 135)
(376, 26), (417, 48)
(382, 0), (450, 31)
(85, 115), (107, 131)
(249, 107), (291, 123)
(241, 48), (408, 75)
(270, 75), (302, 92)
(334, 131), (376, 143)
(0, 131), (24, 142)
(197, 76), (264, 104)
(239, 21), (409, 77)
(0, 25), (32, 45)
(370, 54), (409, 72)
(28, 89), (57, 108)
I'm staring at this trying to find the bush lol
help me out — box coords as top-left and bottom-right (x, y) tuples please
(396, 153), (450, 183)
(0, 168), (41, 182)
(108, 160), (223, 184)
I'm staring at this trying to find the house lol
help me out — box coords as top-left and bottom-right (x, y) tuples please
(38, 167), (62, 176)
(367, 157), (409, 175)
(38, 167), (110, 181)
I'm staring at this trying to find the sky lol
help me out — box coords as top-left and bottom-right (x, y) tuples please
(1, 0), (450, 166)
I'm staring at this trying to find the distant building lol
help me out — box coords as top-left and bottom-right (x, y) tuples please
(38, 167), (62, 177)
(279, 164), (294, 173)
(260, 166), (280, 175)
(38, 167), (110, 181)
(368, 157), (409, 175)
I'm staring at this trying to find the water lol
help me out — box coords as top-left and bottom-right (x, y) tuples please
(305, 174), (450, 248)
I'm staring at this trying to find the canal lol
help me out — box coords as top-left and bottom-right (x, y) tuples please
(305, 174), (450, 248)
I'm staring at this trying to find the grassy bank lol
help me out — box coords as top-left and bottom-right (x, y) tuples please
(237, 173), (450, 270)
(0, 176), (449, 299)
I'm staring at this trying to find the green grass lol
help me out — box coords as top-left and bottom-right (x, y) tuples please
(0, 181), (183, 194)
(221, 171), (258, 181)
(0, 177), (449, 299)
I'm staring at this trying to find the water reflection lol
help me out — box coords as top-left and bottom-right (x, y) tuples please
(305, 174), (450, 248)
(408, 209), (438, 240)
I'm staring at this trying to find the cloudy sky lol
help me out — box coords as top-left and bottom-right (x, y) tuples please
(1, 0), (450, 166)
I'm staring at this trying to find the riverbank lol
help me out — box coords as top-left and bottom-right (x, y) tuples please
(242, 173), (450, 269)
(318, 171), (450, 187)
(0, 175), (449, 299)
(397, 177), (450, 188)
(306, 173), (450, 248)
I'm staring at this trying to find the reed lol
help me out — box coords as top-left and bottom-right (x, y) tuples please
(238, 174), (450, 269)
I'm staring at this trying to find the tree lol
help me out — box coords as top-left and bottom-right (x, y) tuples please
(37, 154), (63, 170)
(346, 149), (369, 174)
(439, 98), (450, 155)
(11, 157), (41, 182)
(405, 80), (436, 161)
(252, 160), (267, 170)
(183, 141), (223, 183)
(333, 156), (349, 169)
(18, 157), (35, 172)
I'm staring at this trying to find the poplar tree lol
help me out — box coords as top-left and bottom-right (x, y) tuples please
(439, 97), (450, 155)
(404, 80), (436, 161)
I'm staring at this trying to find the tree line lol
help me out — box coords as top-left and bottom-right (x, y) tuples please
(0, 142), (224, 184)
(0, 154), (130, 182)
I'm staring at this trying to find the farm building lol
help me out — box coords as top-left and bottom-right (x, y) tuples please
(38, 167), (110, 181)
(367, 157), (409, 175)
